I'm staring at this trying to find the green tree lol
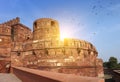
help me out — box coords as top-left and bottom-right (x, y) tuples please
(103, 62), (109, 68)
(103, 56), (120, 69)
(117, 63), (120, 68)
(108, 57), (118, 69)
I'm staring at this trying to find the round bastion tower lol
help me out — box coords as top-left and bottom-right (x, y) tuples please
(33, 18), (60, 41)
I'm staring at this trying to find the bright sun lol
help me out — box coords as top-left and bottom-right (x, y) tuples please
(60, 25), (73, 41)
(60, 32), (71, 41)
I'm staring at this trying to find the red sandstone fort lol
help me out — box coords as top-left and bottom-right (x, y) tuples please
(0, 17), (104, 81)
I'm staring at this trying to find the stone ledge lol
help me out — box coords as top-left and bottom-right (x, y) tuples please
(12, 66), (104, 82)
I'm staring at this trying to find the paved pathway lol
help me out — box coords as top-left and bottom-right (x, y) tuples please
(0, 73), (22, 82)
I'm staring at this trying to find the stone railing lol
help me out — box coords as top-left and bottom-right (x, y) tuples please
(11, 66), (104, 82)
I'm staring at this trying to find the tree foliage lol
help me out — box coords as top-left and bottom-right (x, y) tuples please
(103, 56), (120, 69)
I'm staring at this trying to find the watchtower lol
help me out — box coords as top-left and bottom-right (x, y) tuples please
(33, 18), (60, 41)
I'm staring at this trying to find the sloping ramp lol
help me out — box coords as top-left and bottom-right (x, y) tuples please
(0, 73), (22, 82)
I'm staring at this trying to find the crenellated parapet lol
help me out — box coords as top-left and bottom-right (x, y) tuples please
(0, 17), (104, 77)
(0, 17), (20, 26)
(0, 17), (32, 72)
(10, 18), (104, 77)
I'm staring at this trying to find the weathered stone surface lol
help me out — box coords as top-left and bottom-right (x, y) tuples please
(0, 60), (10, 73)
(12, 66), (104, 82)
(0, 17), (104, 77)
(33, 18), (60, 41)
(12, 24), (32, 42)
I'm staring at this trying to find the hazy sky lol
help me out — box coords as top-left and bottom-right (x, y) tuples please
(0, 0), (120, 62)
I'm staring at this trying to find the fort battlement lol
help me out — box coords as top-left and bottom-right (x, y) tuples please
(0, 17), (104, 78)
(1, 17), (20, 26)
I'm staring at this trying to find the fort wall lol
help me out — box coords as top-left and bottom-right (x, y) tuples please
(0, 17), (104, 77)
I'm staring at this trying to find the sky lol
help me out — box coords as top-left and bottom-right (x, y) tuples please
(0, 0), (120, 62)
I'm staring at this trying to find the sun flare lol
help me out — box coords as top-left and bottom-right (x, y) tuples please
(60, 32), (71, 41)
